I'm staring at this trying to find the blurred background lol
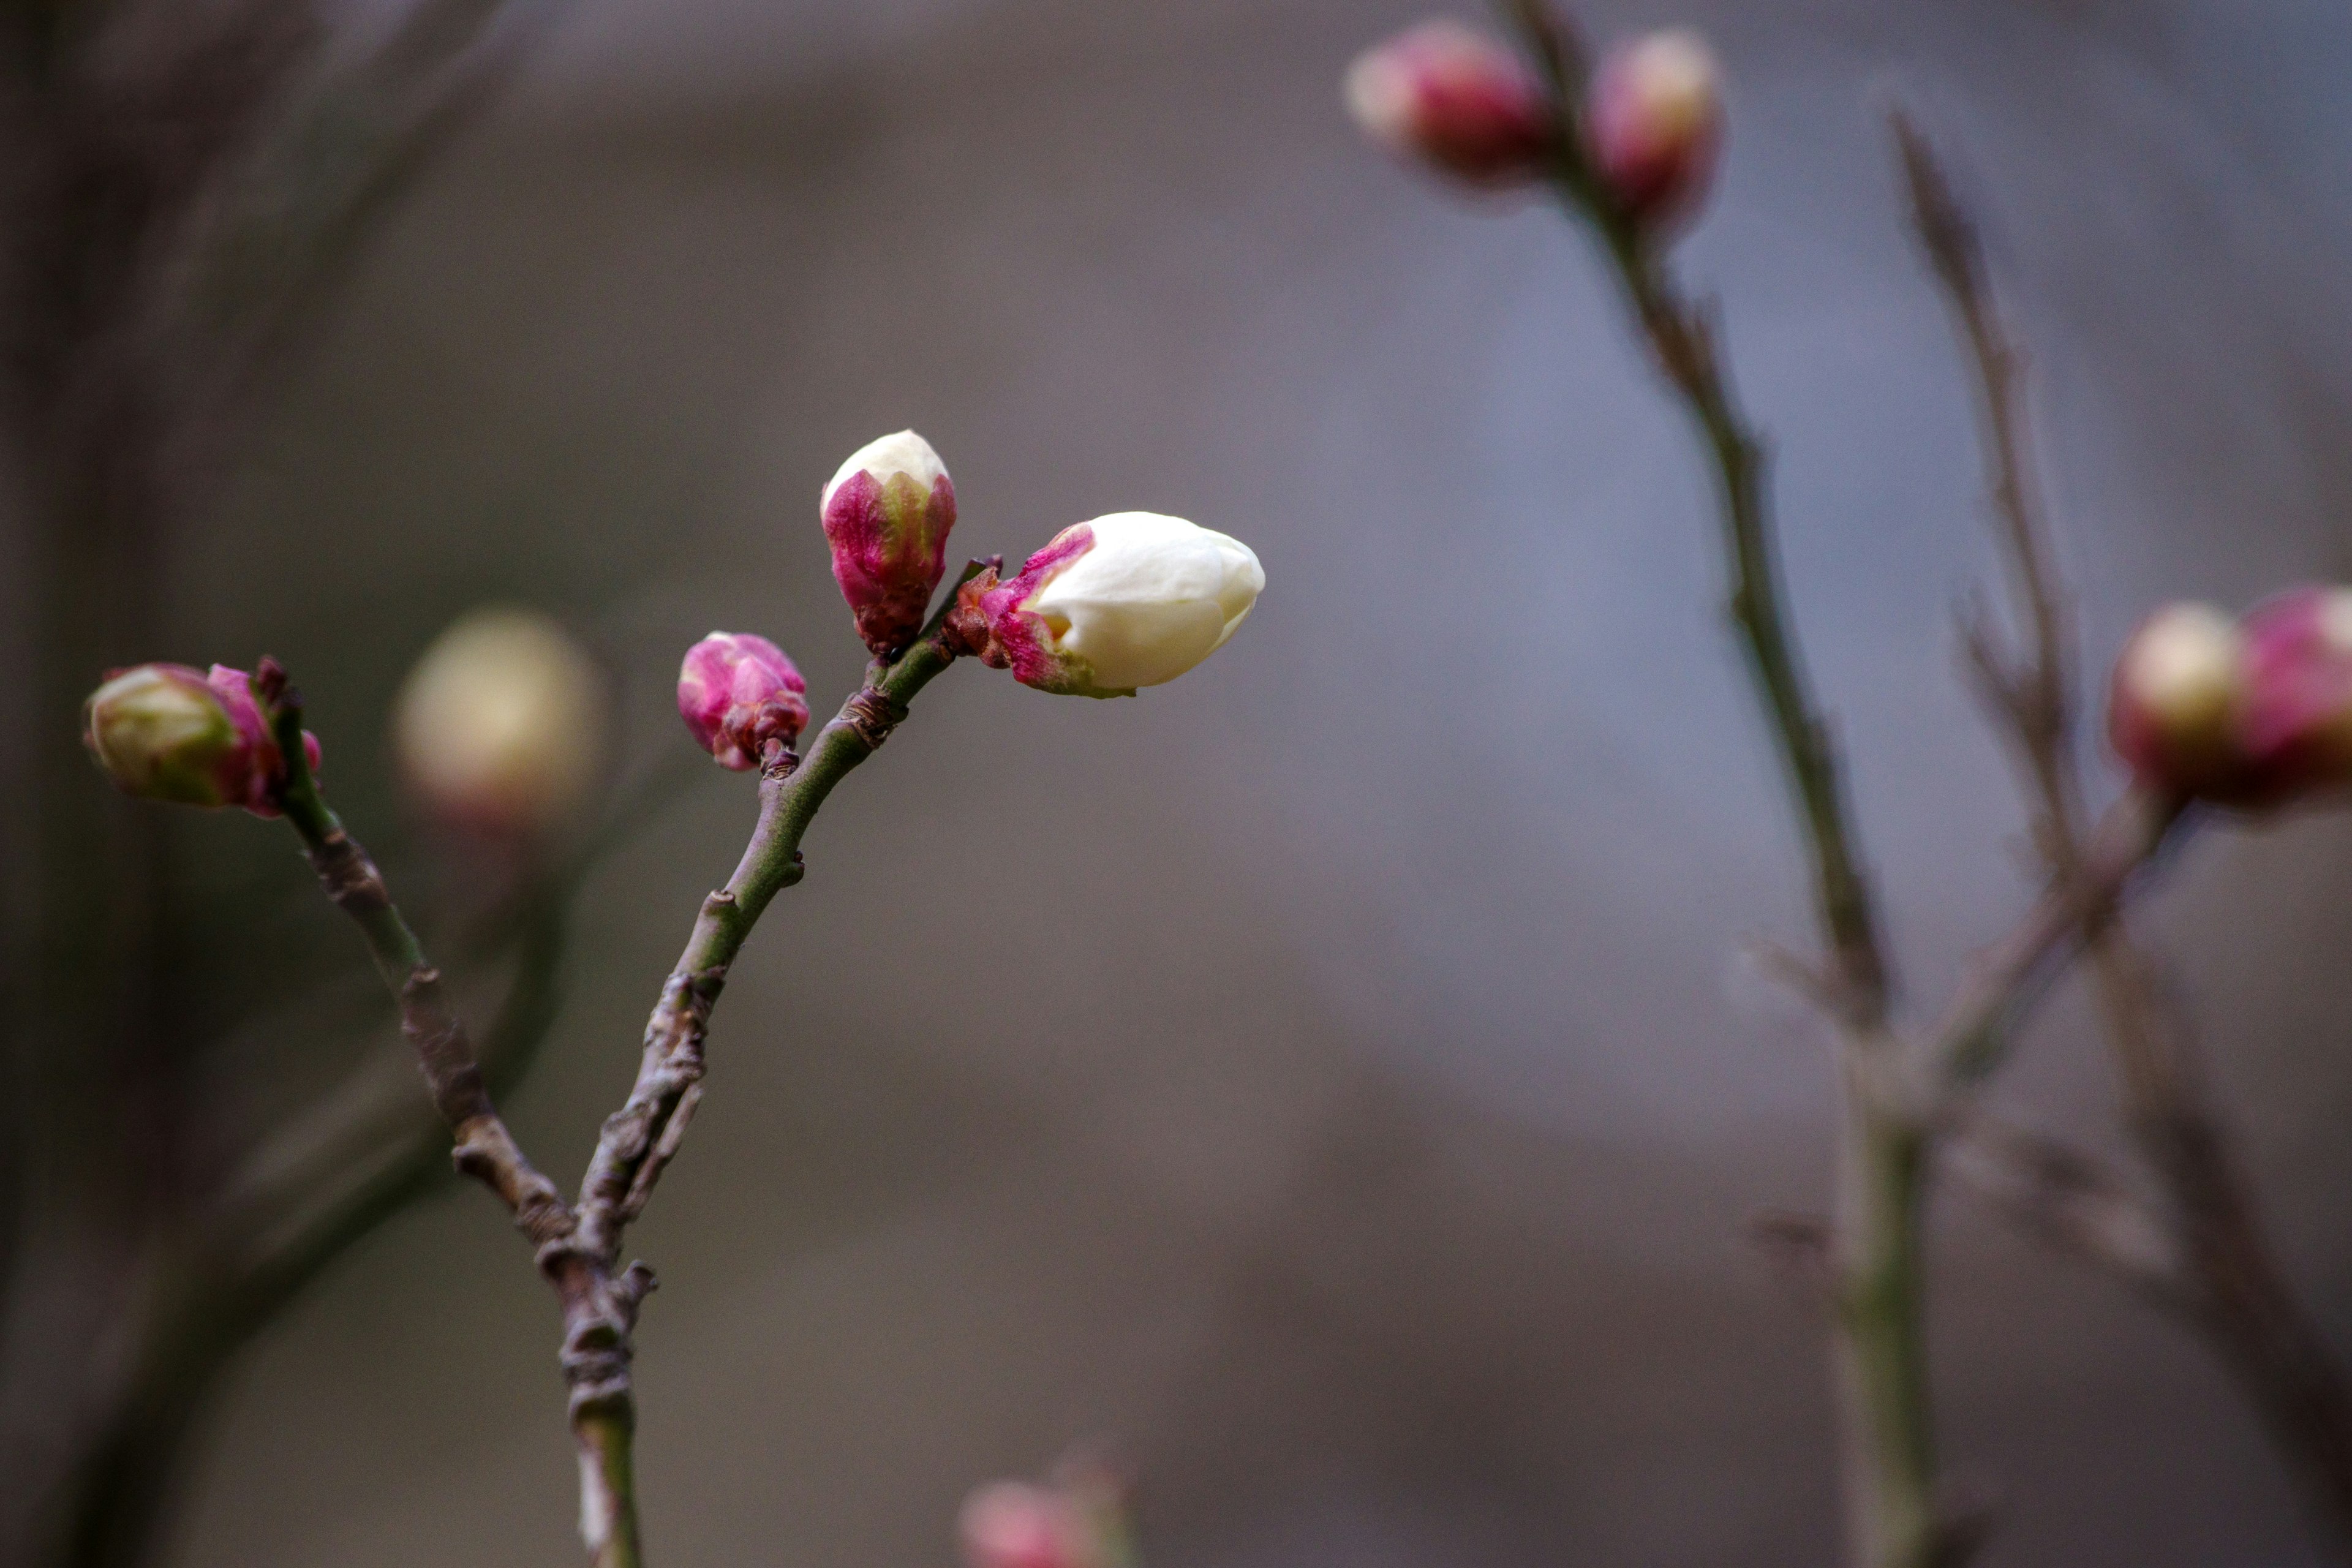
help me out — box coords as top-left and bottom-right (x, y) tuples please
(6, 0), (2352, 1564)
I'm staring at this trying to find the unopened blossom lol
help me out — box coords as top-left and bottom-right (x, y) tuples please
(959, 1483), (1093, 1568)
(393, 608), (608, 834)
(1345, 19), (1555, 188)
(677, 630), (809, 769)
(1588, 28), (1724, 228)
(2107, 602), (2249, 802)
(2234, 586), (2352, 805)
(822, 429), (958, 656)
(84, 662), (317, 817)
(970, 512), (1263, 698)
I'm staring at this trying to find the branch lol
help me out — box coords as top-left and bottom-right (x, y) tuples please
(1898, 109), (2352, 1547)
(1941, 1110), (2193, 1312)
(262, 661), (573, 1245)
(1928, 790), (2180, 1084)
(566, 565), (984, 1272)
(1495, 11), (1924, 1562)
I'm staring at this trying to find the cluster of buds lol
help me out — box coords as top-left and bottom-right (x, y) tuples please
(959, 1461), (1136, 1568)
(393, 608), (610, 835)
(2108, 586), (2352, 809)
(1345, 15), (1724, 231)
(675, 434), (1262, 761)
(948, 511), (1264, 699)
(677, 631), (809, 769)
(84, 662), (317, 818)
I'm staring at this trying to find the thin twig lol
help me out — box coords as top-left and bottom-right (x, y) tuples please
(254, 563), (980, 1566)
(1495, 8), (1931, 1564)
(1939, 1110), (2192, 1311)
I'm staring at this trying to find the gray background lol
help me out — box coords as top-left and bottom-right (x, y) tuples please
(120, 0), (2352, 1562)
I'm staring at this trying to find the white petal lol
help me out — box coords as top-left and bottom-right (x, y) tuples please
(822, 429), (947, 513)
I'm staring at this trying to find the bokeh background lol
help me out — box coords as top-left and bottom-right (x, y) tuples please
(13, 0), (2352, 1563)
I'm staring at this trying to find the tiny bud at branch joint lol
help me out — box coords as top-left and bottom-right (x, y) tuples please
(678, 631), (810, 771)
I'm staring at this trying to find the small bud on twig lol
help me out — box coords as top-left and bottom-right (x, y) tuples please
(85, 662), (320, 817)
(1345, 19), (1556, 189)
(970, 513), (1264, 698)
(677, 631), (810, 769)
(1588, 28), (1724, 232)
(822, 429), (959, 657)
(2106, 587), (2352, 810)
(2237, 586), (2352, 805)
(392, 608), (609, 835)
(2106, 602), (2246, 802)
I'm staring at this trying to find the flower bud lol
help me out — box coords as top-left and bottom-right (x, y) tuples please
(2235, 586), (2352, 805)
(393, 608), (608, 835)
(1345, 20), (1555, 188)
(970, 513), (1264, 698)
(1588, 29), (1724, 229)
(85, 662), (318, 817)
(958, 1484), (1091, 1568)
(677, 631), (809, 770)
(821, 429), (958, 657)
(2106, 602), (2250, 802)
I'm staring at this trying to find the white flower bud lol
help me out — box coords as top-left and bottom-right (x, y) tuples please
(393, 607), (608, 835)
(976, 513), (1264, 697)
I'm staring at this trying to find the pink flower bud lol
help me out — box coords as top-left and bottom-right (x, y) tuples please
(2235, 586), (2352, 805)
(959, 1483), (1090, 1568)
(1588, 29), (1724, 229)
(393, 608), (609, 835)
(2106, 603), (2251, 802)
(678, 631), (809, 770)
(1345, 20), (1555, 189)
(83, 662), (318, 817)
(821, 430), (957, 657)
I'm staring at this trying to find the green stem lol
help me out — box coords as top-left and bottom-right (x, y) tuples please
(1497, 7), (1928, 1562)
(1838, 1091), (1939, 1568)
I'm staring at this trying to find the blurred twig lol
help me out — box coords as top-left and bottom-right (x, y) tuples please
(1896, 107), (2352, 1555)
(1496, 7), (1943, 1564)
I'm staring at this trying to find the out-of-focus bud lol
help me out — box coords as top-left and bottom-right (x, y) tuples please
(85, 662), (317, 817)
(2106, 602), (2249, 802)
(2235, 586), (2352, 805)
(822, 429), (958, 657)
(1588, 28), (1724, 229)
(959, 1483), (1088, 1568)
(1344, 20), (1555, 188)
(677, 630), (809, 770)
(959, 1458), (1137, 1568)
(969, 513), (1264, 698)
(393, 608), (608, 834)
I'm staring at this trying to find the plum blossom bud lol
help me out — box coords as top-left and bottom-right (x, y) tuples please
(393, 608), (608, 834)
(1588, 29), (1724, 229)
(821, 429), (958, 656)
(959, 1483), (1090, 1568)
(678, 631), (809, 770)
(2235, 586), (2352, 805)
(968, 513), (1264, 698)
(85, 662), (318, 817)
(1345, 20), (1555, 188)
(2106, 602), (2250, 802)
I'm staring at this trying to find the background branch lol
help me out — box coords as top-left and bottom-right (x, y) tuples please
(1896, 108), (2352, 1555)
(1498, 7), (1937, 1564)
